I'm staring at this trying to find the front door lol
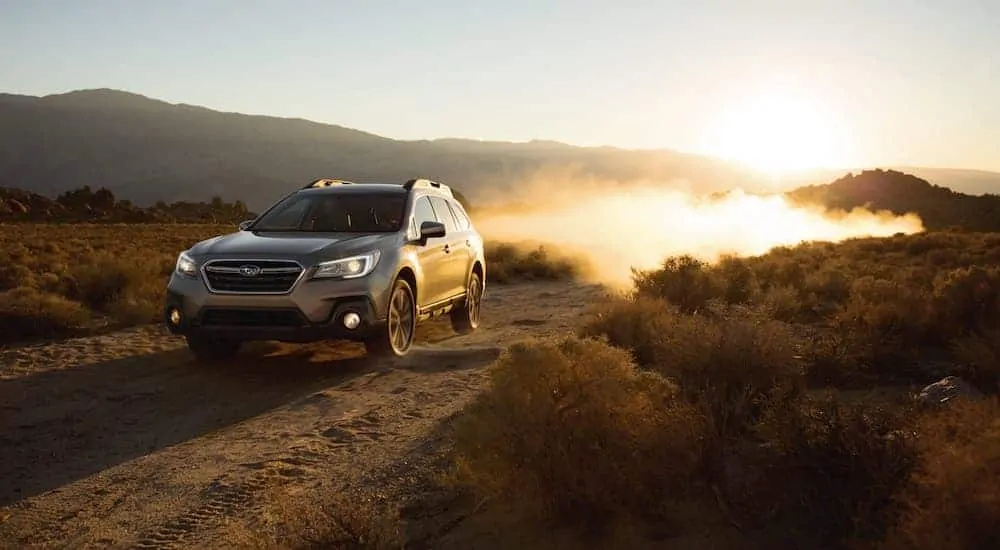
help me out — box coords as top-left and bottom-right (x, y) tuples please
(410, 196), (451, 307)
(429, 196), (470, 300)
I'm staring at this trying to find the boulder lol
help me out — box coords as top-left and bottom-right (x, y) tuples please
(916, 376), (983, 407)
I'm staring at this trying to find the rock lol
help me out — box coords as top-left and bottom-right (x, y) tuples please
(916, 376), (983, 407)
(8, 198), (28, 214)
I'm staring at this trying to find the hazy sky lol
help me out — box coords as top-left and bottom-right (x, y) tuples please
(2, 0), (998, 171)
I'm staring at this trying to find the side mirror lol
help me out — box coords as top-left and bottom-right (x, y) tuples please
(238, 219), (255, 231)
(419, 221), (446, 241)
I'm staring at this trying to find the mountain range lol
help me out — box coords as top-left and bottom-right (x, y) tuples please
(2, 88), (999, 212)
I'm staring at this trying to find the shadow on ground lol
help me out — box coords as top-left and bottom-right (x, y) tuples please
(0, 339), (390, 507)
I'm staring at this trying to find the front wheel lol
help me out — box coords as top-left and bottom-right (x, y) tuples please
(450, 271), (483, 334)
(364, 278), (417, 357)
(186, 335), (241, 362)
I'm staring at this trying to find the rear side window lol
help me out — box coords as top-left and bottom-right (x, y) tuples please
(448, 200), (471, 230)
(429, 196), (459, 233)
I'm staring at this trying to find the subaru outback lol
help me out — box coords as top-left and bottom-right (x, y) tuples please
(163, 178), (486, 362)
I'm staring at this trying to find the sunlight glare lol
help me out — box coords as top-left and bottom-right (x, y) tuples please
(700, 80), (853, 175)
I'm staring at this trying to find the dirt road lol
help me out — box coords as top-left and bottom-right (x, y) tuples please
(0, 281), (608, 549)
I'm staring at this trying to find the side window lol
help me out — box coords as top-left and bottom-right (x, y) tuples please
(429, 196), (459, 233)
(448, 200), (470, 230)
(411, 196), (437, 236)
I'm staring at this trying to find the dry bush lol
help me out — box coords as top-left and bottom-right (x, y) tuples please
(0, 286), (91, 343)
(800, 331), (864, 388)
(931, 265), (1000, 335)
(950, 329), (1000, 395)
(67, 252), (148, 311)
(580, 296), (803, 439)
(224, 488), (402, 550)
(750, 393), (920, 546)
(485, 242), (587, 284)
(881, 398), (1000, 550)
(631, 255), (725, 313)
(450, 337), (710, 533)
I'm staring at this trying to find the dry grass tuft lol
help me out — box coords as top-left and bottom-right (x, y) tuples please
(0, 286), (91, 343)
(223, 488), (403, 550)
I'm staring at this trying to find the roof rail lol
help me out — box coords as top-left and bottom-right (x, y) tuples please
(403, 178), (453, 198)
(304, 178), (355, 189)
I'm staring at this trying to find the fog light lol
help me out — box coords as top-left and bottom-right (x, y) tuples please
(342, 312), (361, 329)
(168, 308), (182, 326)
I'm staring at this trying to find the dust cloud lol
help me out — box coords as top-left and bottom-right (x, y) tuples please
(472, 183), (924, 288)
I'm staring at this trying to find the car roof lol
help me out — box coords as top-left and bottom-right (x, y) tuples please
(297, 183), (408, 196)
(296, 181), (456, 201)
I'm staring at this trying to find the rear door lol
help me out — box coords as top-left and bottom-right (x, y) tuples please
(428, 196), (470, 300)
(410, 196), (450, 307)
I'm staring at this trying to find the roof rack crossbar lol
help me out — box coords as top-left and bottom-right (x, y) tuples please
(403, 178), (453, 198)
(304, 178), (355, 189)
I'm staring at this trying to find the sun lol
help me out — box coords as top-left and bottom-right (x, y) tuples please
(699, 80), (853, 176)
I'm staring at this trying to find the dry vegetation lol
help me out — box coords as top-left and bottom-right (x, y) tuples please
(450, 230), (1000, 549)
(6, 220), (1000, 548)
(0, 223), (579, 346)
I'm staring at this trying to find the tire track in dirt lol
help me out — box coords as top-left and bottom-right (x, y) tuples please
(0, 281), (609, 549)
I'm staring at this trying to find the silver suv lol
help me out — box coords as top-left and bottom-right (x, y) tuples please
(163, 178), (486, 362)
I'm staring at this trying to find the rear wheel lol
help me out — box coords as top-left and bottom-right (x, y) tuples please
(450, 271), (483, 334)
(186, 335), (241, 362)
(364, 278), (416, 357)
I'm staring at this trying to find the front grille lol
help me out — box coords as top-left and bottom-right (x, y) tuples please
(202, 260), (303, 294)
(200, 308), (305, 327)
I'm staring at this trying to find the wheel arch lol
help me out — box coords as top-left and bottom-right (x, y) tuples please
(395, 266), (418, 306)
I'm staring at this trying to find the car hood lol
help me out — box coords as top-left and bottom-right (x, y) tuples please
(188, 231), (394, 262)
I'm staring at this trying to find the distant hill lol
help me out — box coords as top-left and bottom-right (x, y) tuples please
(0, 89), (769, 211)
(3, 88), (998, 213)
(786, 169), (1000, 232)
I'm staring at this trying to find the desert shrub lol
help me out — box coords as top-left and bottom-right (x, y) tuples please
(630, 255), (723, 313)
(450, 337), (709, 532)
(881, 398), (1000, 550)
(224, 488), (402, 550)
(577, 296), (678, 366)
(834, 277), (936, 378)
(67, 253), (149, 311)
(801, 331), (864, 388)
(485, 243), (585, 284)
(931, 266), (1000, 335)
(751, 393), (920, 545)
(0, 286), (90, 343)
(950, 329), (1000, 395)
(714, 255), (758, 304)
(581, 296), (802, 440)
(759, 283), (801, 321)
(0, 263), (36, 291)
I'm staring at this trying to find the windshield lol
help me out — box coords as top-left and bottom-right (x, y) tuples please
(252, 192), (407, 232)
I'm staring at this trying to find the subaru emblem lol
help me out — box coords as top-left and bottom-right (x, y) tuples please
(239, 264), (261, 277)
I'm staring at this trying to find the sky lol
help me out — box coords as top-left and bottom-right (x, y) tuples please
(2, 0), (999, 172)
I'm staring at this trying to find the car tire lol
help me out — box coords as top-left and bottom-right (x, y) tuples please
(450, 271), (483, 334)
(186, 335), (241, 362)
(364, 278), (417, 357)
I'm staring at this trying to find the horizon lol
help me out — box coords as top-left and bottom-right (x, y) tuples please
(3, 0), (999, 173)
(8, 86), (999, 181)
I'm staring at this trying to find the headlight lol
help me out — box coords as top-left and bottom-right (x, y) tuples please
(313, 250), (380, 280)
(175, 252), (198, 278)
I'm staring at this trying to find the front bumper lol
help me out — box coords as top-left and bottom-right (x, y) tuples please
(163, 270), (390, 342)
